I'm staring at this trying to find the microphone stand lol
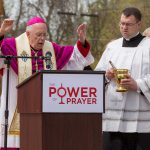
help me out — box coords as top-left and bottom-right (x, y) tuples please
(3, 57), (10, 150)
(0, 55), (46, 150)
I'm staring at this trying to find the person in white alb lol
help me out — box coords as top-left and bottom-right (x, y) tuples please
(95, 7), (150, 150)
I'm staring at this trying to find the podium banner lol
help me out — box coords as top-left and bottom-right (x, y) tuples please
(42, 71), (105, 113)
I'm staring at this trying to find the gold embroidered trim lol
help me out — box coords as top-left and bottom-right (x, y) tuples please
(9, 33), (56, 135)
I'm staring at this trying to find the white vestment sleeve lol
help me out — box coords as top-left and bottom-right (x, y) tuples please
(0, 68), (19, 148)
(135, 42), (150, 102)
(95, 46), (110, 71)
(0, 50), (5, 107)
(136, 75), (150, 102)
(62, 44), (94, 70)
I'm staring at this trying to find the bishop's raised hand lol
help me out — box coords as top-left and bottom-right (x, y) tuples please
(77, 23), (87, 45)
(0, 19), (14, 36)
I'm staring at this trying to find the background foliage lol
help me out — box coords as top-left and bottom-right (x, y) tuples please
(1, 0), (150, 69)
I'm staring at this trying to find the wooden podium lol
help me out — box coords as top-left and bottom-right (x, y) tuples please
(17, 71), (104, 150)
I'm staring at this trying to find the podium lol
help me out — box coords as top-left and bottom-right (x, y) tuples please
(17, 71), (105, 150)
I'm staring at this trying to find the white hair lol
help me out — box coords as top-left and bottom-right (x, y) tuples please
(26, 25), (33, 31)
(143, 27), (150, 36)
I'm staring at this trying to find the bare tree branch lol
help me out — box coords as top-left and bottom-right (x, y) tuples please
(15, 0), (23, 32)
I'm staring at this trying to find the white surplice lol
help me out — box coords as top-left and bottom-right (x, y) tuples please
(95, 37), (150, 133)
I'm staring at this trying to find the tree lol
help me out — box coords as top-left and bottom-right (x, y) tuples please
(87, 0), (113, 68)
(3, 0), (150, 68)
(87, 0), (150, 68)
(0, 0), (5, 24)
(0, 0), (5, 15)
(3, 0), (77, 44)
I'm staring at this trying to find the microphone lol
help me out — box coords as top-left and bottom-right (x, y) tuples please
(45, 51), (52, 69)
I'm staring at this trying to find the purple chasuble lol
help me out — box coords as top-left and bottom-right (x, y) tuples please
(1, 38), (74, 74)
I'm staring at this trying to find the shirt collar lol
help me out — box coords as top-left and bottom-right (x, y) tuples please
(124, 32), (139, 41)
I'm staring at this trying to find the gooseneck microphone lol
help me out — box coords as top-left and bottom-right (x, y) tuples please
(45, 51), (52, 69)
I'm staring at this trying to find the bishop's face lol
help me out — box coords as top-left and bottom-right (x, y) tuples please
(27, 23), (47, 50)
(119, 14), (141, 39)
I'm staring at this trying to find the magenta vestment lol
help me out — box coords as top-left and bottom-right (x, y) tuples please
(1, 38), (74, 74)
